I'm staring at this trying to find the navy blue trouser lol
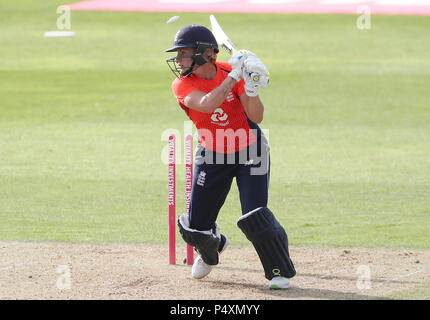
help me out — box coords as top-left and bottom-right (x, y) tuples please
(189, 137), (270, 231)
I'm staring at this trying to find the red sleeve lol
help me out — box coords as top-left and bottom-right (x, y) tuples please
(171, 78), (199, 104)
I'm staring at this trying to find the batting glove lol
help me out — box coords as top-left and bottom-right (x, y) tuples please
(243, 54), (269, 97)
(244, 75), (259, 97)
(244, 55), (270, 88)
(227, 50), (248, 81)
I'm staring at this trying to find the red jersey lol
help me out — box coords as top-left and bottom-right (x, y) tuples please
(171, 62), (257, 154)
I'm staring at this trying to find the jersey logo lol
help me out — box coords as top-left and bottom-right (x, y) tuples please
(226, 92), (234, 102)
(210, 108), (230, 126)
(196, 171), (206, 187)
(244, 159), (254, 166)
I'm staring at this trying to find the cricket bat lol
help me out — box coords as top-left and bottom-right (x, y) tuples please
(209, 14), (237, 56)
(209, 15), (267, 84)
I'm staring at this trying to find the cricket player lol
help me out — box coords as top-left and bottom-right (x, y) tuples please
(165, 24), (296, 289)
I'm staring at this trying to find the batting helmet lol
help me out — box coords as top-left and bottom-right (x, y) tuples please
(165, 24), (219, 78)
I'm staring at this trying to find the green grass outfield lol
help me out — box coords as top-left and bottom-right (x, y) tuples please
(0, 1), (429, 250)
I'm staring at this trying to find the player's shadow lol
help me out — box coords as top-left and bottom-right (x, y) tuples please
(266, 286), (391, 300)
(182, 264), (407, 299)
(209, 266), (416, 299)
(215, 265), (262, 274)
(202, 279), (390, 300)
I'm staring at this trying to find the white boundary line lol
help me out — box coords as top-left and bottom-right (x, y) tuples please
(0, 262), (28, 272)
(372, 266), (430, 289)
(296, 265), (430, 290)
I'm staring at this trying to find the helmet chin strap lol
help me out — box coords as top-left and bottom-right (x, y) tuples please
(180, 61), (196, 78)
(177, 46), (215, 78)
(180, 51), (210, 78)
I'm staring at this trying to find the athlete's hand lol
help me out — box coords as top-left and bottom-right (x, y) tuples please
(227, 50), (247, 81)
(243, 54), (270, 97)
(244, 54), (270, 88)
(243, 72), (259, 97)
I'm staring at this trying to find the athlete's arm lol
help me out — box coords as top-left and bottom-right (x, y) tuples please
(239, 93), (264, 124)
(182, 77), (237, 114)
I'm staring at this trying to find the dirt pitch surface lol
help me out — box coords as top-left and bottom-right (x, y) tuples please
(1, 242), (429, 300)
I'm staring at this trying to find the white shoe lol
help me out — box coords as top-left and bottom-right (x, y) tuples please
(192, 234), (228, 279)
(269, 276), (291, 289)
(192, 255), (213, 279)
